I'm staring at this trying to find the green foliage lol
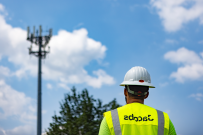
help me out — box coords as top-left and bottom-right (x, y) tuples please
(46, 86), (121, 135)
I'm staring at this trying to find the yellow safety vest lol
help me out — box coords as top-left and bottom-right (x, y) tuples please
(104, 103), (169, 135)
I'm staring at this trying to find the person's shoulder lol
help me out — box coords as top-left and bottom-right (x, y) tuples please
(103, 105), (125, 116)
(143, 104), (169, 114)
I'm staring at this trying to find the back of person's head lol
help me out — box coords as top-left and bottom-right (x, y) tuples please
(125, 85), (149, 100)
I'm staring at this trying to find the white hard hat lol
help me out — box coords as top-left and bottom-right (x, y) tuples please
(120, 66), (155, 88)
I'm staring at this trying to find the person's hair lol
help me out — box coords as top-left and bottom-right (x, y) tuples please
(125, 85), (149, 100)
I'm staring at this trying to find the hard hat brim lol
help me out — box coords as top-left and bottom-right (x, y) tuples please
(120, 81), (155, 88)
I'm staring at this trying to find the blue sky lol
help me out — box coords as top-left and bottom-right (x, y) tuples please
(0, 0), (203, 135)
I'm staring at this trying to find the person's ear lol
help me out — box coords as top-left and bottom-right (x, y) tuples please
(124, 88), (128, 97)
(144, 92), (149, 99)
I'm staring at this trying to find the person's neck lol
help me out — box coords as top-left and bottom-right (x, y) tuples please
(127, 98), (144, 104)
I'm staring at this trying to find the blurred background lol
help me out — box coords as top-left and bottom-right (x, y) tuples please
(0, 0), (203, 135)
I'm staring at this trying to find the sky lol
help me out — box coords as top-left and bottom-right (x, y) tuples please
(0, 0), (203, 135)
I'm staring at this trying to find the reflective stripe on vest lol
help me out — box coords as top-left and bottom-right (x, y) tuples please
(111, 109), (122, 135)
(157, 109), (164, 135)
(111, 109), (165, 135)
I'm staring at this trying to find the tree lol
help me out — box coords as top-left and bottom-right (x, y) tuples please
(46, 86), (121, 135)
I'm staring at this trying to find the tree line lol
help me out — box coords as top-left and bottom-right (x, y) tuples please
(46, 86), (121, 135)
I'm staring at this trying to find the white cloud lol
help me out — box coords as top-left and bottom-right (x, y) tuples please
(189, 93), (203, 101)
(0, 4), (4, 12)
(165, 39), (177, 44)
(0, 79), (36, 122)
(0, 125), (35, 135)
(200, 52), (203, 58)
(0, 128), (6, 135)
(0, 66), (11, 77)
(164, 47), (202, 64)
(164, 47), (203, 83)
(0, 11), (115, 88)
(58, 83), (70, 90)
(150, 0), (203, 32)
(86, 69), (115, 88)
(46, 83), (52, 89)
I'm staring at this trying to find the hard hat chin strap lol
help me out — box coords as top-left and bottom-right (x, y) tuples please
(127, 85), (147, 96)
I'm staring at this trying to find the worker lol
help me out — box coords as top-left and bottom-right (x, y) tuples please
(98, 66), (176, 135)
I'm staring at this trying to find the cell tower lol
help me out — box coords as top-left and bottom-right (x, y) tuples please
(27, 25), (52, 135)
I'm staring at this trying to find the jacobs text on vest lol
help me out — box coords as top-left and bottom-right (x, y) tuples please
(124, 114), (154, 122)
